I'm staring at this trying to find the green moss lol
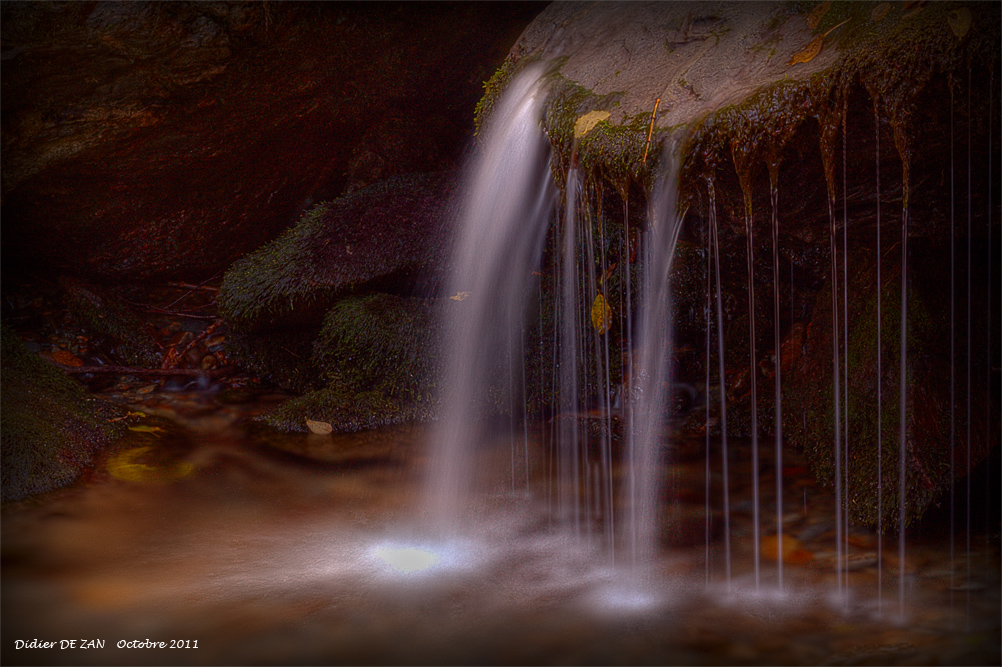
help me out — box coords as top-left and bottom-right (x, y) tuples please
(474, 57), (519, 137)
(1, 323), (125, 502)
(312, 293), (442, 404)
(260, 384), (432, 434)
(218, 202), (338, 331)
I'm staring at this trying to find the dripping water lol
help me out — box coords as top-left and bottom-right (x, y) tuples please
(826, 154), (844, 603)
(898, 156), (909, 619)
(707, 176), (732, 588)
(705, 190), (713, 584)
(741, 185), (761, 591)
(560, 165), (583, 534)
(949, 74), (956, 614)
(842, 111), (850, 610)
(873, 94), (884, 613)
(768, 163), (783, 590)
(965, 66), (973, 622)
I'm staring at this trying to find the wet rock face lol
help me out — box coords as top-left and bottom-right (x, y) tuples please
(1, 1), (542, 282)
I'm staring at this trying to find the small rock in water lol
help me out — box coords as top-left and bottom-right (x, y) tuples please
(760, 533), (813, 564)
(841, 553), (878, 571)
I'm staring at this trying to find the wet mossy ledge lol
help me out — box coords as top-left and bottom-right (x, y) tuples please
(0, 323), (126, 502)
(218, 175), (455, 433)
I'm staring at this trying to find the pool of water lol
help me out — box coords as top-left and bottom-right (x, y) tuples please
(2, 392), (999, 665)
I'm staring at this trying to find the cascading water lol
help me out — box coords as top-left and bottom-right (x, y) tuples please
(424, 62), (554, 533)
(623, 136), (686, 567)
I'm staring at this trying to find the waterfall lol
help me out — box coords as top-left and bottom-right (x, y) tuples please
(424, 62), (554, 533)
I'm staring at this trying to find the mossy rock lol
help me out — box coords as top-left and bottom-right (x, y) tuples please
(1, 322), (126, 502)
(218, 173), (456, 333)
(312, 293), (443, 404)
(784, 242), (993, 529)
(259, 385), (433, 434)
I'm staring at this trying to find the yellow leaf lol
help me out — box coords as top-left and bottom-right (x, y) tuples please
(573, 110), (610, 139)
(306, 419), (333, 435)
(788, 35), (823, 65)
(590, 293), (613, 335)
(127, 424), (164, 433)
(449, 291), (471, 301)
(788, 18), (848, 66)
(871, 2), (891, 22)
(948, 8), (971, 39)
(806, 0), (831, 30)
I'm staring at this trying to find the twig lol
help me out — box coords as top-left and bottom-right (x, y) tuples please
(163, 318), (224, 370)
(55, 363), (236, 377)
(642, 97), (661, 165)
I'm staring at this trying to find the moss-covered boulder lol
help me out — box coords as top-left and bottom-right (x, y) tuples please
(489, 1), (999, 526)
(217, 174), (454, 431)
(784, 241), (994, 529)
(1, 323), (126, 502)
(255, 293), (442, 433)
(219, 173), (455, 333)
(218, 173), (455, 395)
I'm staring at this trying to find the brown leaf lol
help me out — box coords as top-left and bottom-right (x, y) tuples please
(806, 1), (831, 30)
(871, 2), (891, 22)
(306, 419), (333, 435)
(53, 349), (83, 366)
(948, 8), (971, 39)
(788, 35), (823, 65)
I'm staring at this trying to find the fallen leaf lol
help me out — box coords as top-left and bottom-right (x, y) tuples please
(598, 263), (618, 285)
(948, 8), (971, 38)
(127, 424), (164, 433)
(449, 291), (471, 301)
(590, 293), (613, 335)
(788, 35), (823, 65)
(788, 18), (849, 66)
(53, 349), (83, 366)
(574, 110), (611, 139)
(306, 419), (333, 435)
(871, 2), (891, 22)
(806, 0), (831, 30)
